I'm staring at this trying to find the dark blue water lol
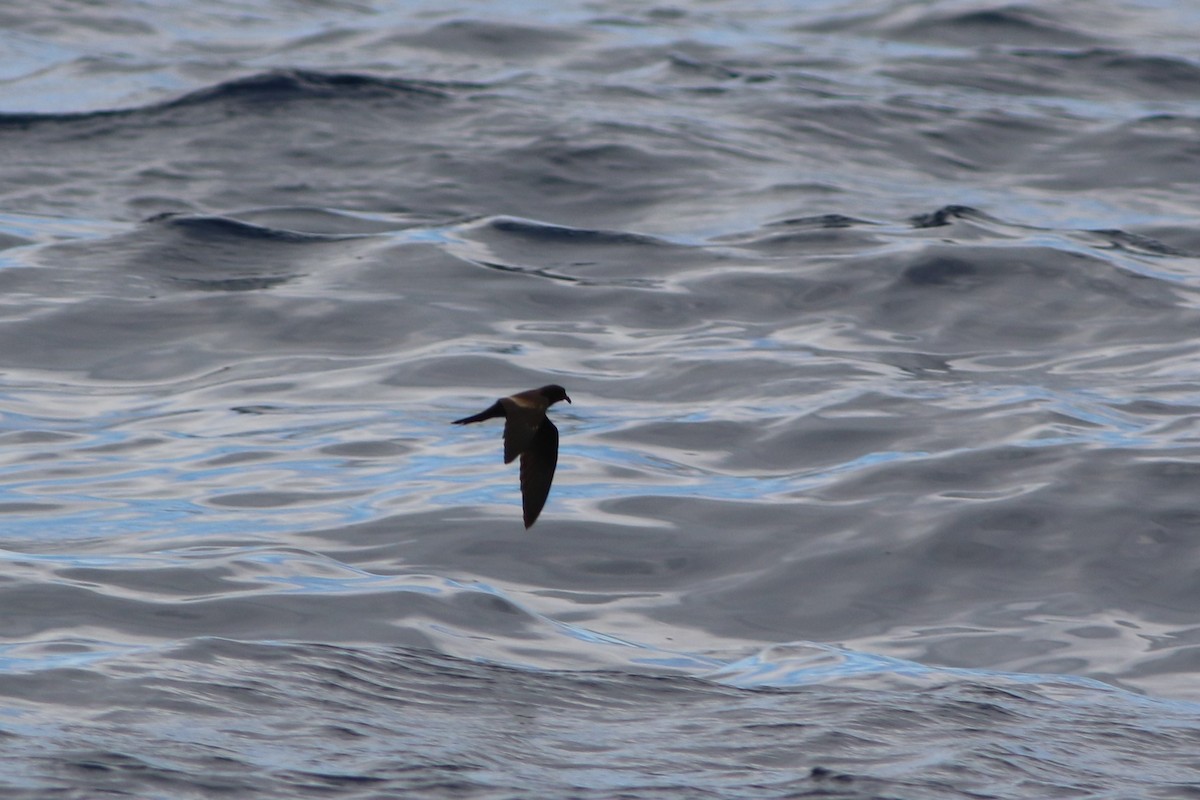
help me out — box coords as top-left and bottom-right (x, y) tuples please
(3, 1), (1200, 797)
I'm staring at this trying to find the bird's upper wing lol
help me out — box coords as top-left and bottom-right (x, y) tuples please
(453, 400), (506, 426)
(519, 418), (559, 529)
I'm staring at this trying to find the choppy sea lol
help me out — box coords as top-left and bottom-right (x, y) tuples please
(3, 1), (1200, 797)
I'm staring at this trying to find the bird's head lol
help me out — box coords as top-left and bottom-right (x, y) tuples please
(540, 384), (571, 406)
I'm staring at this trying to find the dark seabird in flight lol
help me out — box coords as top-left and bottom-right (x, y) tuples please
(452, 384), (571, 528)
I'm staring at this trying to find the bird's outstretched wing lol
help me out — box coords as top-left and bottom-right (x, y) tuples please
(519, 418), (559, 529)
(453, 400), (506, 426)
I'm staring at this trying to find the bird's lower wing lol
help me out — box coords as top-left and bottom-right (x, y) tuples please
(519, 419), (559, 529)
(502, 408), (541, 464)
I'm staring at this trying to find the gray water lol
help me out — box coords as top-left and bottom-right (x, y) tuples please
(3, 1), (1200, 797)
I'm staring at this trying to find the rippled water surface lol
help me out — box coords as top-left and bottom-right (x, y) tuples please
(3, 1), (1200, 797)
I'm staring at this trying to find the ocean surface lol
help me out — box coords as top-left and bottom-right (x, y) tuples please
(3, 1), (1200, 797)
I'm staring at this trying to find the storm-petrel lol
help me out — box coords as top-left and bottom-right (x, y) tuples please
(452, 384), (571, 528)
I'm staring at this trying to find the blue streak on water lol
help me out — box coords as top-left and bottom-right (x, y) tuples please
(1026, 231), (1200, 283)
(703, 639), (1200, 707)
(0, 212), (128, 249)
(0, 639), (158, 674)
(458, 580), (727, 671)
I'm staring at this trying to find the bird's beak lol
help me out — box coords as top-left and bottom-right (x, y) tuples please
(565, 395), (572, 404)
